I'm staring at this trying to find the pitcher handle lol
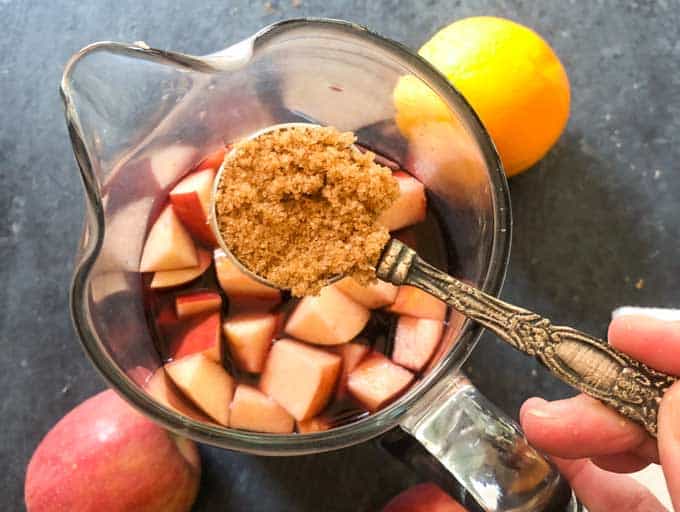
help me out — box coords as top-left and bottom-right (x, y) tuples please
(397, 372), (583, 512)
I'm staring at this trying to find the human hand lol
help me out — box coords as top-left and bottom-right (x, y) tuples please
(520, 311), (680, 511)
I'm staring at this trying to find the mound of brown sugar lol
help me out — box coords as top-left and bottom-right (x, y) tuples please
(213, 125), (399, 296)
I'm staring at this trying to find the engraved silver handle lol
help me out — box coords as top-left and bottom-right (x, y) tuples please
(377, 239), (676, 437)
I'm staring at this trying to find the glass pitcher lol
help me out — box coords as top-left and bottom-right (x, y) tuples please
(62, 18), (580, 512)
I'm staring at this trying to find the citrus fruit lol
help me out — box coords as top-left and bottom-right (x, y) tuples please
(394, 16), (570, 176)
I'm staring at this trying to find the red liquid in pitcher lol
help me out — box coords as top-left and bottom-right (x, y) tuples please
(141, 143), (451, 434)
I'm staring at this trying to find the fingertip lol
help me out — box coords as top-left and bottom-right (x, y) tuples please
(608, 314), (680, 375)
(519, 397), (549, 424)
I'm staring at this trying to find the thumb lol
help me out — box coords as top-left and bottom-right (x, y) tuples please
(658, 380), (680, 510)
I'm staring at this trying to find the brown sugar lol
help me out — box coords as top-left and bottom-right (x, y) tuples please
(213, 125), (399, 296)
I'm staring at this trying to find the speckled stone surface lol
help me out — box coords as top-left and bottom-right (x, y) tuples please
(2, 1), (679, 510)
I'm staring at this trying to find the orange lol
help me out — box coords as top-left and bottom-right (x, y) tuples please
(394, 16), (570, 176)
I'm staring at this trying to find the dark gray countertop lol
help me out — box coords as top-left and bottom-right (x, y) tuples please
(2, 1), (679, 510)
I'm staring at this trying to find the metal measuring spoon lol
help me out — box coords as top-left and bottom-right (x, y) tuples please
(210, 123), (675, 437)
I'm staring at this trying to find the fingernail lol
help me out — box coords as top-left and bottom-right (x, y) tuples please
(523, 398), (555, 419)
(612, 307), (680, 322)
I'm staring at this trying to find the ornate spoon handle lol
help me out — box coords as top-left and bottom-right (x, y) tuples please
(377, 239), (676, 437)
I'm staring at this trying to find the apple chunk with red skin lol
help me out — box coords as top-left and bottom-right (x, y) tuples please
(382, 483), (467, 512)
(175, 290), (222, 319)
(150, 248), (211, 289)
(285, 285), (370, 345)
(377, 171), (427, 231)
(223, 312), (278, 373)
(334, 277), (398, 309)
(214, 249), (281, 302)
(387, 285), (447, 321)
(165, 353), (234, 425)
(260, 339), (341, 421)
(347, 353), (414, 411)
(195, 146), (227, 172)
(229, 384), (295, 434)
(24, 389), (200, 512)
(169, 168), (217, 246)
(392, 316), (444, 372)
(169, 312), (222, 363)
(139, 206), (198, 272)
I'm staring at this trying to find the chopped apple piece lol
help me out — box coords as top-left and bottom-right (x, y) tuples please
(392, 316), (444, 372)
(175, 290), (222, 319)
(214, 249), (281, 301)
(165, 354), (234, 426)
(195, 146), (227, 171)
(149, 144), (198, 189)
(150, 249), (211, 289)
(223, 312), (277, 373)
(260, 339), (341, 421)
(169, 168), (217, 246)
(285, 285), (370, 345)
(229, 385), (294, 433)
(334, 277), (398, 309)
(387, 286), (447, 321)
(155, 301), (180, 338)
(169, 312), (222, 363)
(328, 342), (370, 398)
(377, 171), (427, 231)
(347, 353), (413, 411)
(297, 416), (333, 434)
(146, 367), (210, 422)
(139, 206), (198, 272)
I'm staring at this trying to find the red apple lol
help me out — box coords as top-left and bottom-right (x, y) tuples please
(222, 312), (277, 373)
(377, 171), (427, 231)
(165, 354), (234, 425)
(214, 249), (281, 301)
(25, 389), (200, 512)
(229, 385), (295, 434)
(139, 206), (198, 272)
(169, 168), (217, 246)
(260, 339), (341, 421)
(382, 483), (467, 512)
(175, 290), (222, 319)
(150, 248), (211, 289)
(285, 285), (370, 345)
(387, 285), (447, 321)
(195, 146), (227, 171)
(334, 277), (398, 309)
(149, 144), (198, 189)
(392, 316), (444, 372)
(169, 312), (222, 363)
(347, 353), (414, 411)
